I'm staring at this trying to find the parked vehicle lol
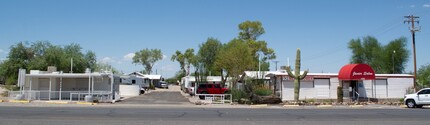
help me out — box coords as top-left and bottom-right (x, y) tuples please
(404, 88), (430, 108)
(160, 82), (169, 89)
(140, 87), (145, 94)
(196, 83), (229, 99)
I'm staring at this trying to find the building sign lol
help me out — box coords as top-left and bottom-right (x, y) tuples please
(282, 76), (314, 81)
(352, 71), (374, 76)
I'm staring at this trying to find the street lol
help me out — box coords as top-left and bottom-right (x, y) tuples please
(0, 106), (429, 125)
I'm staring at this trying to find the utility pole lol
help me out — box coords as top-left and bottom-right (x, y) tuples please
(404, 15), (420, 91)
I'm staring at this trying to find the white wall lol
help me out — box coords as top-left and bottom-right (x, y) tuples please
(281, 80), (315, 101)
(329, 78), (339, 99)
(387, 78), (413, 98)
(363, 80), (373, 98)
(281, 80), (294, 101)
(119, 84), (140, 97)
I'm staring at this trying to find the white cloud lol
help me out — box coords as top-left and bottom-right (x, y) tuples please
(424, 4), (430, 8)
(410, 5), (415, 8)
(123, 53), (135, 61)
(0, 49), (4, 53)
(101, 57), (115, 64)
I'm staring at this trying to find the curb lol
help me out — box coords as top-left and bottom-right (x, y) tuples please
(76, 102), (97, 105)
(350, 105), (364, 108)
(46, 101), (69, 104)
(317, 105), (333, 108)
(9, 100), (30, 103)
(250, 104), (268, 108)
(283, 105), (300, 108)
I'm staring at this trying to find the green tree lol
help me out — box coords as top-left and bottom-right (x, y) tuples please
(133, 48), (163, 74)
(198, 38), (223, 76)
(84, 51), (97, 71)
(1, 42), (33, 85)
(94, 62), (119, 74)
(171, 50), (186, 76)
(215, 39), (254, 87)
(381, 37), (409, 74)
(417, 64), (430, 89)
(63, 43), (86, 73)
(237, 20), (276, 72)
(0, 41), (102, 87)
(238, 21), (265, 41)
(348, 36), (409, 73)
(171, 48), (195, 76)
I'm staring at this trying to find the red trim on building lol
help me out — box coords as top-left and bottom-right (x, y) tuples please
(338, 64), (375, 80)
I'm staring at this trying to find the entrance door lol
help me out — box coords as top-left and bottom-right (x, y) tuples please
(350, 81), (359, 100)
(39, 78), (50, 100)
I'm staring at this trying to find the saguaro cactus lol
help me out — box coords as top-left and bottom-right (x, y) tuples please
(286, 48), (308, 102)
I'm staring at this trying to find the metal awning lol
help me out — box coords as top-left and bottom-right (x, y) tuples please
(338, 64), (375, 80)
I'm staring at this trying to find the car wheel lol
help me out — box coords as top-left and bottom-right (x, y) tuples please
(199, 92), (208, 100)
(406, 100), (416, 108)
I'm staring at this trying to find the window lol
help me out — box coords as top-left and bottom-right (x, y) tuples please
(214, 84), (221, 88)
(418, 89), (430, 94)
(132, 80), (136, 84)
(207, 84), (213, 88)
(199, 84), (207, 88)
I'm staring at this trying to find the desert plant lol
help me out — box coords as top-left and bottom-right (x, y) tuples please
(286, 48), (308, 102)
(253, 86), (272, 96)
(228, 88), (247, 101)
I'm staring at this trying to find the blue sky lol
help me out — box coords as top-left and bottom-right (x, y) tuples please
(1, 1), (429, 78)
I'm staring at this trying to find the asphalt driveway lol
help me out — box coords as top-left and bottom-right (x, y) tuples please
(119, 86), (190, 105)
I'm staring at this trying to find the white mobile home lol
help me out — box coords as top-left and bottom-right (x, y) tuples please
(12, 69), (120, 102)
(119, 75), (146, 97)
(266, 64), (414, 101)
(128, 72), (161, 88)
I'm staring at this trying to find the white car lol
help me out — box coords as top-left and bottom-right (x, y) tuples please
(404, 88), (430, 108)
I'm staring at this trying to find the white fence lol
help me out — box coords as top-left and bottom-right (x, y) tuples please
(195, 94), (232, 104)
(8, 91), (112, 102)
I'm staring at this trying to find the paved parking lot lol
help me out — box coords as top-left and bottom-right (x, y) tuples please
(119, 85), (190, 105)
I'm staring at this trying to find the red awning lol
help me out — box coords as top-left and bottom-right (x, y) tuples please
(338, 64), (375, 80)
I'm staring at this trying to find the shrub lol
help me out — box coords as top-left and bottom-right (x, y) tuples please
(399, 98), (404, 103)
(337, 86), (343, 102)
(253, 86), (272, 96)
(228, 88), (247, 101)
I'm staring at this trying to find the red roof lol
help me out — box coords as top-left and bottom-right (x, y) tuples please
(338, 64), (375, 80)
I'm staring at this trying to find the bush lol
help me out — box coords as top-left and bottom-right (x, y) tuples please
(399, 98), (404, 103)
(228, 88), (247, 101)
(337, 86), (343, 102)
(253, 86), (272, 96)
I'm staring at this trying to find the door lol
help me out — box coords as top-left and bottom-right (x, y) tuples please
(314, 79), (330, 99)
(374, 80), (387, 98)
(39, 79), (50, 100)
(417, 89), (430, 103)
